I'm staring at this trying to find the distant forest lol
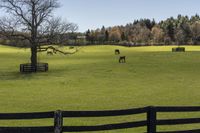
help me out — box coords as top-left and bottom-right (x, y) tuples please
(84, 14), (200, 46)
(2, 14), (200, 47)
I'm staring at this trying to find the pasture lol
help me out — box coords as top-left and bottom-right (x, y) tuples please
(0, 45), (200, 132)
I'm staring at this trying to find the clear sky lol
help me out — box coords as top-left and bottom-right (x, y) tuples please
(54, 0), (200, 32)
(0, 0), (200, 32)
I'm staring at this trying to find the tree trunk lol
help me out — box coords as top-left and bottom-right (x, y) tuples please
(30, 1), (38, 71)
(31, 45), (37, 68)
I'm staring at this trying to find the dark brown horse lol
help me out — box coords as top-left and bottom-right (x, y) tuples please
(119, 56), (126, 63)
(47, 51), (53, 55)
(115, 49), (120, 55)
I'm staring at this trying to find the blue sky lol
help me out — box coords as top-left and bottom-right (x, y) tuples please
(1, 0), (200, 32)
(54, 0), (200, 32)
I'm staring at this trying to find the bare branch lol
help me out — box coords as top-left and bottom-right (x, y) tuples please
(38, 17), (78, 45)
(0, 0), (78, 65)
(0, 17), (31, 41)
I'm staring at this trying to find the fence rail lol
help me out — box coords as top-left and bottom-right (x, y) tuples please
(62, 107), (148, 117)
(0, 106), (200, 133)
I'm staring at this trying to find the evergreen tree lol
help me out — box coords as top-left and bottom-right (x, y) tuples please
(85, 29), (91, 44)
(105, 30), (109, 42)
(121, 32), (126, 41)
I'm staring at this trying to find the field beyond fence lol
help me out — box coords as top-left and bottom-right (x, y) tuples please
(0, 106), (200, 133)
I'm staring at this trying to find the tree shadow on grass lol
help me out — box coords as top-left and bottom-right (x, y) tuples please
(0, 67), (68, 81)
(0, 71), (47, 81)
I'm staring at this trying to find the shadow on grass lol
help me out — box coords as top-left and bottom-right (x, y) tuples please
(0, 67), (72, 81)
(0, 71), (48, 81)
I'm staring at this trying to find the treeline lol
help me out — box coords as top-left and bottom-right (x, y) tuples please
(2, 14), (200, 47)
(85, 14), (200, 46)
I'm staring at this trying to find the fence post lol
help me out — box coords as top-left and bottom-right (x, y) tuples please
(20, 64), (22, 72)
(54, 110), (63, 133)
(147, 106), (156, 133)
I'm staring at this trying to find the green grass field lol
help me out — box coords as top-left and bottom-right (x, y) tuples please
(0, 45), (200, 132)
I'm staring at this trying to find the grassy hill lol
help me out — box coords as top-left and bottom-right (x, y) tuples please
(0, 45), (200, 132)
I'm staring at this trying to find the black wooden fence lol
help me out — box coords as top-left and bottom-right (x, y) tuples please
(20, 63), (48, 73)
(0, 106), (200, 133)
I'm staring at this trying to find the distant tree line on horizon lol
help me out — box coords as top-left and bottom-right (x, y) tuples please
(85, 14), (200, 46)
(2, 14), (200, 47)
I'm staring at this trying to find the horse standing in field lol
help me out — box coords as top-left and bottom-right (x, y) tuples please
(47, 51), (53, 55)
(115, 49), (120, 55)
(119, 56), (126, 63)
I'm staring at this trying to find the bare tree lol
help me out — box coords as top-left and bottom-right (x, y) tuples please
(0, 0), (78, 68)
(151, 25), (164, 44)
(191, 22), (200, 44)
(109, 27), (121, 42)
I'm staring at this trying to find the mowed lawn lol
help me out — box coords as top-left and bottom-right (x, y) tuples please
(0, 45), (200, 132)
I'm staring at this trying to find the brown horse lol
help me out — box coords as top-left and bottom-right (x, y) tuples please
(115, 49), (120, 55)
(47, 51), (53, 55)
(119, 56), (126, 63)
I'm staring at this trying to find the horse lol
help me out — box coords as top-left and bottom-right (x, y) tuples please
(47, 51), (53, 55)
(119, 56), (126, 63)
(115, 49), (120, 55)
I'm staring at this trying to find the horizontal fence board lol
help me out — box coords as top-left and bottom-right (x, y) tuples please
(157, 118), (200, 125)
(0, 126), (53, 133)
(157, 129), (200, 133)
(0, 112), (54, 120)
(62, 107), (148, 117)
(63, 121), (147, 132)
(156, 106), (200, 112)
(0, 106), (200, 133)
